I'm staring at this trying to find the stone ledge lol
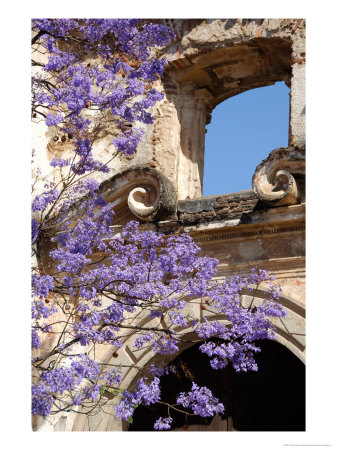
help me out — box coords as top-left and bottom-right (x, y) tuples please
(176, 189), (261, 226)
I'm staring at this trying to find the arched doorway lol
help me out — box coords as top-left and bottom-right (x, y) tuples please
(129, 339), (305, 431)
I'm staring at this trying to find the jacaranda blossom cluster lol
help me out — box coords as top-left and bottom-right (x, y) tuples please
(32, 210), (286, 428)
(31, 19), (287, 430)
(32, 19), (173, 175)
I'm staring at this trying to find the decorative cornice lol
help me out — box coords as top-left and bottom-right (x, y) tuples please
(252, 147), (305, 206)
(101, 167), (177, 222)
(193, 222), (305, 243)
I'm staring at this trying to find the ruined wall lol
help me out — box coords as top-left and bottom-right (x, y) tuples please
(153, 18), (305, 199)
(32, 19), (306, 432)
(33, 19), (305, 201)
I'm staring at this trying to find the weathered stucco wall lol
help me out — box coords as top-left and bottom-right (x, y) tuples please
(151, 18), (305, 199)
(32, 19), (305, 432)
(32, 19), (305, 201)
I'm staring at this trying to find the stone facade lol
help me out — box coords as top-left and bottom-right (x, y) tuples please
(33, 18), (305, 431)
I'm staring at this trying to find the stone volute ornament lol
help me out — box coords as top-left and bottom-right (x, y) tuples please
(252, 147), (305, 207)
(101, 167), (177, 222)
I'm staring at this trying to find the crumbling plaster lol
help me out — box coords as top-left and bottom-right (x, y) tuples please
(32, 19), (306, 432)
(33, 19), (305, 201)
(155, 18), (305, 199)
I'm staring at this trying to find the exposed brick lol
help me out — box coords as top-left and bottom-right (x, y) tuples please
(215, 208), (230, 215)
(201, 211), (216, 218)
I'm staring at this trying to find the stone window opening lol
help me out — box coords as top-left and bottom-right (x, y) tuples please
(159, 35), (303, 201)
(202, 81), (290, 197)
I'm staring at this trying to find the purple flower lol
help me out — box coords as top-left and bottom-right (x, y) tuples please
(83, 384), (100, 401)
(45, 113), (63, 126)
(41, 367), (76, 394)
(32, 384), (53, 417)
(31, 218), (40, 243)
(113, 129), (145, 156)
(154, 416), (173, 430)
(71, 393), (84, 405)
(115, 377), (161, 421)
(32, 329), (41, 349)
(50, 158), (71, 167)
(32, 189), (59, 212)
(115, 390), (138, 421)
(32, 274), (54, 300)
(136, 377), (161, 406)
(176, 383), (224, 417)
(70, 355), (101, 380)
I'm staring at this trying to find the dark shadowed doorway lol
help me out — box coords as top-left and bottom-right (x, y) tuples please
(128, 339), (305, 431)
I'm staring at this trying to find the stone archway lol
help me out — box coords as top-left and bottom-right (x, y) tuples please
(65, 288), (305, 431)
(128, 338), (305, 431)
(129, 340), (305, 431)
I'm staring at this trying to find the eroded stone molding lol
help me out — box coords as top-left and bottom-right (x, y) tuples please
(252, 147), (305, 206)
(101, 167), (177, 222)
(111, 287), (306, 392)
(193, 224), (305, 243)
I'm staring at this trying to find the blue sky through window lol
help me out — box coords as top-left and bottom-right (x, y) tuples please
(203, 81), (290, 196)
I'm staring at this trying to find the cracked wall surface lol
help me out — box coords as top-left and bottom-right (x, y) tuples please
(32, 19), (306, 432)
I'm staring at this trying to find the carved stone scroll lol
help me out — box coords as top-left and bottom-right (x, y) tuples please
(252, 147), (305, 206)
(100, 167), (177, 222)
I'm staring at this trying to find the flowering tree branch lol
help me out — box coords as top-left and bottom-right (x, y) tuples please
(31, 19), (287, 430)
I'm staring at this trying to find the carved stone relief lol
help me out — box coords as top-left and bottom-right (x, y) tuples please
(252, 147), (305, 206)
(100, 167), (177, 223)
